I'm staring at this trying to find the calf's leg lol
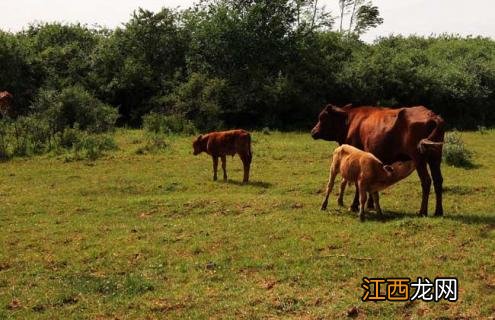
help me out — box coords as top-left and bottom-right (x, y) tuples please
(337, 178), (347, 207)
(428, 160), (444, 216)
(221, 156), (227, 181)
(212, 156), (219, 181)
(416, 161), (431, 216)
(321, 170), (337, 210)
(358, 182), (367, 221)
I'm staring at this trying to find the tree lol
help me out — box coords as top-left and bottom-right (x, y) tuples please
(336, 0), (383, 36)
(90, 8), (189, 125)
(22, 23), (103, 90)
(338, 0), (353, 32)
(353, 3), (383, 35)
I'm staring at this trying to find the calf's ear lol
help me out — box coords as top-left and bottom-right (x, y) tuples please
(383, 165), (394, 173)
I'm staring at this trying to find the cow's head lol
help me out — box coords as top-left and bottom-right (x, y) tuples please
(192, 134), (205, 155)
(310, 104), (349, 143)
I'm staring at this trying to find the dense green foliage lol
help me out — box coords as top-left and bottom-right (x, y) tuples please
(1, 0), (494, 133)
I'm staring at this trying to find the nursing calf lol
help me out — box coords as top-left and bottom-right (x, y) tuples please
(321, 144), (415, 220)
(193, 129), (252, 183)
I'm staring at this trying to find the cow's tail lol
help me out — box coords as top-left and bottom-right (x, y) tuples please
(418, 115), (445, 157)
(246, 133), (252, 161)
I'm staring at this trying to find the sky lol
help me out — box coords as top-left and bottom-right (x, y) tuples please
(0, 0), (494, 42)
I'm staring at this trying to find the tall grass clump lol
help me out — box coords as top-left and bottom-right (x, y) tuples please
(443, 131), (473, 167)
(142, 112), (197, 135)
(137, 112), (197, 154)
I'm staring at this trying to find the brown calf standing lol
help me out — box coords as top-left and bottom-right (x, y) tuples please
(193, 129), (252, 183)
(321, 144), (415, 220)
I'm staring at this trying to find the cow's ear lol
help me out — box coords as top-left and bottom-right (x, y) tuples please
(197, 134), (203, 141)
(330, 105), (346, 115)
(342, 103), (352, 109)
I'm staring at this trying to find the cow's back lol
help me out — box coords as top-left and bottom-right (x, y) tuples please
(346, 106), (442, 164)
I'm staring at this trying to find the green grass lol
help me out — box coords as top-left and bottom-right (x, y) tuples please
(1, 129), (494, 319)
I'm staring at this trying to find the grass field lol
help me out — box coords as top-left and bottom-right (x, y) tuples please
(1, 129), (494, 319)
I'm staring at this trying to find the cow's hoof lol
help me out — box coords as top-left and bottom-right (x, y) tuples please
(359, 213), (365, 221)
(434, 211), (444, 217)
(376, 210), (383, 216)
(349, 206), (359, 213)
(417, 211), (427, 217)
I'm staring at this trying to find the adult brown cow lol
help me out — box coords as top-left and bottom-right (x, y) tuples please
(311, 104), (445, 216)
(193, 129), (252, 183)
(0, 91), (14, 117)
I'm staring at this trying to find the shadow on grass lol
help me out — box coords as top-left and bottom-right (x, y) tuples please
(331, 207), (411, 222)
(446, 161), (481, 170)
(443, 185), (488, 195)
(223, 179), (272, 188)
(330, 206), (495, 225)
(365, 210), (411, 222)
(443, 213), (495, 225)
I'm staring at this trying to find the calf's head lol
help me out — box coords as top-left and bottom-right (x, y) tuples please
(311, 104), (348, 143)
(192, 134), (206, 155)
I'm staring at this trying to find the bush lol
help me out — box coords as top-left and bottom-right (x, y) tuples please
(142, 112), (196, 135)
(33, 86), (118, 133)
(59, 129), (117, 161)
(12, 116), (53, 156)
(135, 132), (167, 155)
(0, 116), (54, 159)
(0, 108), (118, 161)
(73, 133), (117, 161)
(443, 131), (473, 167)
(0, 119), (12, 159)
(58, 125), (84, 149)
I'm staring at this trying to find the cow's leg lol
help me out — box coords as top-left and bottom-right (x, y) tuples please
(350, 188), (359, 212)
(337, 178), (347, 207)
(416, 161), (431, 216)
(428, 159), (444, 216)
(372, 192), (382, 215)
(240, 152), (251, 183)
(366, 193), (375, 209)
(212, 156), (219, 181)
(221, 156), (227, 181)
(358, 182), (367, 221)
